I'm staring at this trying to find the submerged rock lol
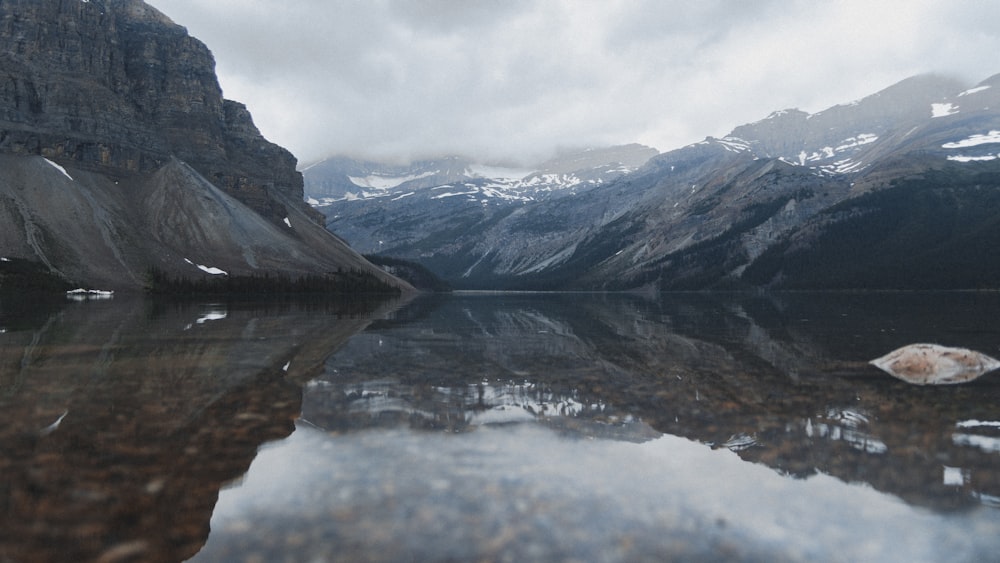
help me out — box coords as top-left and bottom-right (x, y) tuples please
(870, 343), (1000, 385)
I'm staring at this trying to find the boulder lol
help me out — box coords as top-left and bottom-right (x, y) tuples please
(869, 343), (1000, 385)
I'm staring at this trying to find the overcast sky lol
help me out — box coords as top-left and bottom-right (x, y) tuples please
(152, 0), (1000, 166)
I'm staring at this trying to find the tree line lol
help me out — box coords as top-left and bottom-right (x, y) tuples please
(145, 267), (401, 296)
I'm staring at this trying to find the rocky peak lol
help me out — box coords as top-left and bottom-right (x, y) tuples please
(0, 0), (312, 225)
(120, 0), (177, 25)
(729, 74), (967, 160)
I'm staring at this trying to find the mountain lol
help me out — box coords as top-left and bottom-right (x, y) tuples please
(0, 0), (406, 292)
(303, 144), (658, 204)
(306, 144), (658, 257)
(303, 155), (480, 202)
(314, 73), (1000, 291)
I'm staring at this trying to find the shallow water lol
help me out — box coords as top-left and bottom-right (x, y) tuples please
(2, 292), (999, 561)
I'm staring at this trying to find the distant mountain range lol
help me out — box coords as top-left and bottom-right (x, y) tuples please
(310, 73), (1000, 290)
(303, 144), (658, 205)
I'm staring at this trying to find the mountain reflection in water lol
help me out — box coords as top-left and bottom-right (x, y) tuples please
(0, 295), (395, 562)
(2, 292), (1000, 561)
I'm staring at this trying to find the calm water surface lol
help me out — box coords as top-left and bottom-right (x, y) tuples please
(1, 292), (999, 562)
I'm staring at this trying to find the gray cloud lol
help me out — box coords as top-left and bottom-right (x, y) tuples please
(152, 0), (1000, 166)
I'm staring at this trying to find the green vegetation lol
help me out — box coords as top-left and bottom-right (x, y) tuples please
(145, 267), (401, 296)
(0, 258), (74, 294)
(363, 255), (452, 292)
(743, 164), (1000, 289)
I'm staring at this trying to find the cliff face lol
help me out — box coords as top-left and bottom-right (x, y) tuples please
(0, 0), (407, 291)
(0, 0), (308, 224)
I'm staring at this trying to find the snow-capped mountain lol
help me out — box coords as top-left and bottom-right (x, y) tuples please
(713, 73), (1000, 178)
(303, 144), (658, 205)
(316, 73), (1000, 291)
(306, 144), (658, 260)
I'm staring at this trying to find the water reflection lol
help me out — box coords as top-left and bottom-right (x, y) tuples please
(2, 292), (999, 561)
(304, 376), (658, 442)
(298, 292), (1000, 513)
(197, 423), (999, 562)
(0, 295), (401, 562)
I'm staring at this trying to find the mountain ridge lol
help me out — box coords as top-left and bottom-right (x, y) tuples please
(313, 72), (1000, 291)
(302, 144), (659, 204)
(0, 0), (318, 226)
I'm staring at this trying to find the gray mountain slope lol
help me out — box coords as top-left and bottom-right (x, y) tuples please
(315, 73), (1000, 291)
(0, 154), (404, 292)
(0, 0), (407, 292)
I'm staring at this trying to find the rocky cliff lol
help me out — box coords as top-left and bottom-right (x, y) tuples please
(0, 0), (312, 224)
(0, 0), (406, 292)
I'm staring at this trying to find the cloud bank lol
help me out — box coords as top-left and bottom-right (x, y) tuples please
(152, 0), (1000, 165)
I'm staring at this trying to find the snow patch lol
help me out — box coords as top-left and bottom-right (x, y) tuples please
(391, 192), (415, 201)
(348, 171), (437, 190)
(957, 420), (1000, 429)
(522, 173), (582, 189)
(196, 311), (227, 324)
(66, 288), (114, 301)
(835, 134), (878, 151)
(943, 466), (966, 487)
(184, 258), (228, 276)
(432, 190), (478, 199)
(598, 164), (634, 175)
(198, 265), (228, 276)
(958, 85), (991, 97)
(953, 433), (1000, 453)
(804, 417), (888, 454)
(0, 257), (9, 262)
(43, 158), (73, 181)
(931, 103), (959, 118)
(40, 410), (69, 436)
(283, 217), (292, 228)
(184, 308), (228, 330)
(947, 154), (998, 163)
(716, 137), (751, 153)
(467, 163), (534, 180)
(832, 159), (866, 173)
(942, 131), (1000, 148)
(791, 134), (881, 172)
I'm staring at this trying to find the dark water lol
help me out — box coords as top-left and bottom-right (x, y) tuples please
(2, 292), (1000, 562)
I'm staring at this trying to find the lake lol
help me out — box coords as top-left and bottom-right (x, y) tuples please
(1, 291), (999, 562)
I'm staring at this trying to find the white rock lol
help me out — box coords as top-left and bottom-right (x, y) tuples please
(870, 343), (1000, 385)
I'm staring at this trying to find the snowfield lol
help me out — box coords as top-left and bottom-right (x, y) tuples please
(44, 158), (74, 180)
(932, 102), (959, 118)
(942, 131), (1000, 149)
(184, 258), (228, 276)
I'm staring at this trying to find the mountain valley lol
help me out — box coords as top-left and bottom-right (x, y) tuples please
(310, 73), (1000, 291)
